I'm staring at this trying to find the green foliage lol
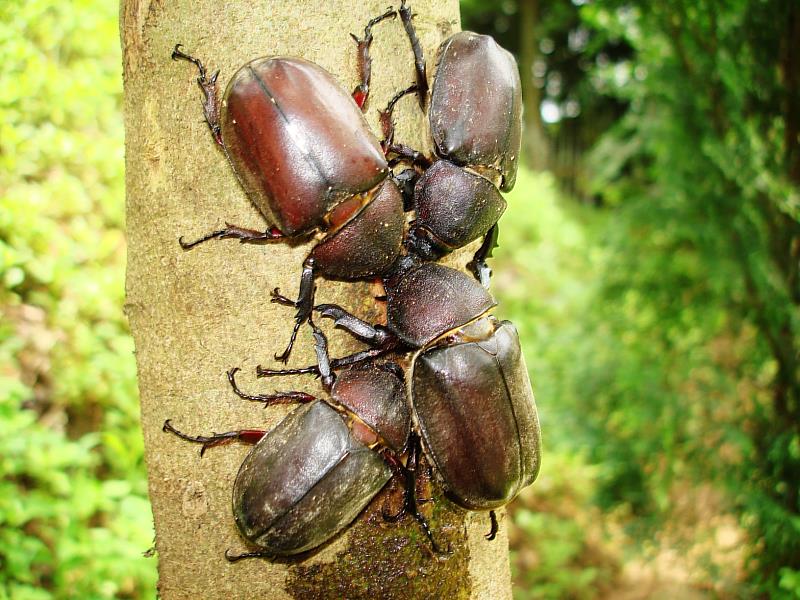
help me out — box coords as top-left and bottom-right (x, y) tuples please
(552, 0), (798, 595)
(495, 170), (625, 597)
(0, 0), (156, 597)
(509, 450), (618, 599)
(488, 1), (800, 592)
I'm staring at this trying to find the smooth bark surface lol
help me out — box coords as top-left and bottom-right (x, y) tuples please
(121, 1), (513, 597)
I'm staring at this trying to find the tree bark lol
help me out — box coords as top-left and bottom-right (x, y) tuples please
(121, 1), (513, 598)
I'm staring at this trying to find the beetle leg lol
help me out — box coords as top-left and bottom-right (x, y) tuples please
(485, 510), (499, 541)
(405, 223), (447, 263)
(162, 419), (265, 457)
(259, 298), (403, 376)
(171, 44), (223, 146)
(380, 435), (450, 555)
(272, 257), (317, 364)
(268, 287), (295, 306)
(224, 549), (274, 562)
(398, 0), (428, 108)
(256, 344), (399, 378)
(375, 360), (405, 381)
(392, 168), (420, 212)
(378, 85), (431, 169)
(466, 223), (500, 289)
(378, 84), (418, 152)
(388, 144), (431, 168)
(351, 6), (397, 110)
(308, 318), (335, 391)
(379, 445), (413, 522)
(315, 303), (392, 346)
(178, 224), (284, 249)
(227, 367), (316, 406)
(389, 433), (451, 555)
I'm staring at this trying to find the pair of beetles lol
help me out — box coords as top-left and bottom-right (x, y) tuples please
(164, 0), (541, 561)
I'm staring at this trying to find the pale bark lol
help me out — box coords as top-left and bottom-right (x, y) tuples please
(121, 1), (512, 598)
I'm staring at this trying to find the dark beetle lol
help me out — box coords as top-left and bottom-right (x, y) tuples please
(163, 360), (429, 560)
(265, 260), (541, 516)
(172, 5), (523, 360)
(395, 1), (522, 188)
(382, 2), (523, 286)
(171, 10), (406, 362)
(411, 317), (540, 509)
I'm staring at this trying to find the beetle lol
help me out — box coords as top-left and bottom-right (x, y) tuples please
(261, 260), (542, 527)
(163, 353), (446, 559)
(381, 1), (523, 287)
(171, 4), (522, 361)
(170, 8), (405, 363)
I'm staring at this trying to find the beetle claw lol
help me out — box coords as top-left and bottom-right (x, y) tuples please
(270, 287), (296, 307)
(273, 350), (288, 364)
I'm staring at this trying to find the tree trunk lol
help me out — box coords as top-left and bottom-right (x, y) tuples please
(121, 1), (513, 598)
(519, 0), (549, 170)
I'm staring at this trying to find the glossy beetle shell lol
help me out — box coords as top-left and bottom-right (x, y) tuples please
(411, 320), (541, 509)
(221, 57), (388, 235)
(331, 363), (410, 454)
(429, 32), (522, 191)
(232, 401), (391, 556)
(414, 160), (506, 250)
(311, 180), (405, 280)
(386, 263), (496, 348)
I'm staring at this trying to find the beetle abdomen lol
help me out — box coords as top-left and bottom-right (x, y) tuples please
(411, 320), (540, 510)
(232, 401), (391, 555)
(222, 58), (388, 235)
(430, 32), (522, 191)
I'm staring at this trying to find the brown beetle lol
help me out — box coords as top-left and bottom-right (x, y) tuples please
(163, 356), (450, 560)
(171, 9), (405, 362)
(385, 3), (523, 286)
(262, 261), (542, 534)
